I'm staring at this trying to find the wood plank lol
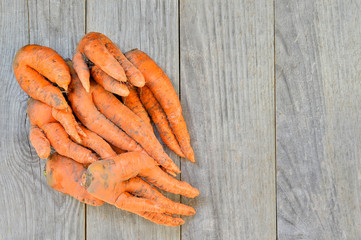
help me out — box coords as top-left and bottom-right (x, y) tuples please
(180, 0), (276, 239)
(0, 0), (85, 239)
(276, 1), (361, 239)
(86, 1), (180, 239)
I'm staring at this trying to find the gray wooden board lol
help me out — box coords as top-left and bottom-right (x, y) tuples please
(180, 0), (276, 239)
(276, 1), (361, 239)
(86, 0), (181, 239)
(0, 0), (85, 239)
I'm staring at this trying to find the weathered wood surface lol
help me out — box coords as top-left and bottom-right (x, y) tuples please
(0, 0), (85, 239)
(86, 0), (181, 239)
(180, 0), (276, 239)
(276, 1), (361, 239)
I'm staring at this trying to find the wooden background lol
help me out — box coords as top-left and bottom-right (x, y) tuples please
(0, 0), (360, 239)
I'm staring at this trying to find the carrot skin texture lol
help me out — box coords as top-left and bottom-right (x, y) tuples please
(91, 66), (130, 97)
(139, 86), (185, 158)
(77, 126), (116, 159)
(29, 126), (51, 159)
(67, 63), (144, 152)
(136, 212), (184, 227)
(51, 108), (85, 143)
(42, 123), (98, 164)
(97, 32), (145, 87)
(46, 153), (104, 206)
(122, 87), (152, 129)
(91, 83), (180, 174)
(13, 45), (70, 111)
(72, 51), (90, 92)
(126, 49), (195, 162)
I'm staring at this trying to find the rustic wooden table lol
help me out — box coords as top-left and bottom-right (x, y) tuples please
(1, 0), (360, 239)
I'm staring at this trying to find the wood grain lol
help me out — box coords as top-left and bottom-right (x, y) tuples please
(0, 0), (85, 239)
(276, 1), (361, 239)
(86, 0), (181, 239)
(180, 0), (276, 239)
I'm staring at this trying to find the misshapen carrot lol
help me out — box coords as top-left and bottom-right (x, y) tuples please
(90, 83), (180, 174)
(13, 45), (71, 111)
(67, 62), (143, 152)
(122, 87), (152, 129)
(97, 32), (145, 87)
(45, 153), (104, 206)
(27, 99), (97, 164)
(139, 86), (185, 158)
(82, 152), (198, 225)
(91, 65), (130, 97)
(125, 49), (195, 162)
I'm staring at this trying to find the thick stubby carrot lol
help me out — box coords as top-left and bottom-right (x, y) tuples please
(97, 33), (145, 87)
(91, 83), (180, 174)
(67, 62), (143, 152)
(126, 49), (195, 162)
(139, 86), (185, 157)
(77, 126), (116, 159)
(29, 126), (51, 159)
(13, 45), (71, 111)
(46, 153), (104, 206)
(42, 123), (97, 164)
(122, 87), (152, 129)
(91, 66), (130, 96)
(73, 32), (127, 92)
(83, 153), (197, 224)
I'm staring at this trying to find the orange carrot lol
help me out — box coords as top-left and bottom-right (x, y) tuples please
(46, 153), (104, 206)
(126, 49), (195, 162)
(82, 152), (198, 223)
(13, 45), (71, 111)
(110, 144), (127, 154)
(91, 65), (130, 96)
(27, 99), (97, 164)
(73, 32), (126, 92)
(97, 32), (145, 87)
(29, 126), (50, 159)
(67, 62), (144, 152)
(122, 87), (152, 129)
(136, 212), (184, 227)
(139, 86), (185, 157)
(76, 125), (116, 159)
(91, 83), (180, 174)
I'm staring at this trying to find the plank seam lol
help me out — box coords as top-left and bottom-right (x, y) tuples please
(274, 0), (278, 239)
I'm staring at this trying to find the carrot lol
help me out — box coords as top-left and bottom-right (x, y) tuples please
(139, 86), (185, 157)
(82, 152), (198, 224)
(125, 49), (195, 162)
(136, 212), (184, 227)
(97, 32), (145, 87)
(67, 62), (144, 152)
(110, 144), (127, 154)
(29, 126), (50, 159)
(122, 87), (152, 129)
(27, 98), (84, 144)
(90, 83), (180, 174)
(13, 45), (71, 111)
(91, 65), (130, 97)
(27, 99), (97, 164)
(45, 153), (104, 206)
(76, 125), (116, 159)
(73, 32), (126, 92)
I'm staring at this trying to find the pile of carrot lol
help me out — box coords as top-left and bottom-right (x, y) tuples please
(13, 32), (197, 227)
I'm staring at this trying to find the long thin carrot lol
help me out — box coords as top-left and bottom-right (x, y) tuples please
(125, 49), (195, 162)
(46, 153), (104, 206)
(90, 83), (180, 174)
(67, 62), (144, 152)
(13, 45), (71, 111)
(91, 65), (130, 97)
(139, 86), (185, 157)
(122, 87), (152, 129)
